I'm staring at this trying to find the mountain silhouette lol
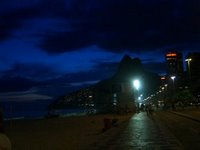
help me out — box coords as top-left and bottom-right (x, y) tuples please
(52, 55), (161, 113)
(94, 55), (160, 113)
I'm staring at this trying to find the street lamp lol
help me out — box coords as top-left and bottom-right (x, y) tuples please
(133, 79), (141, 112)
(133, 79), (140, 99)
(171, 76), (176, 90)
(170, 76), (176, 108)
(138, 94), (143, 101)
(185, 58), (192, 82)
(133, 79), (140, 91)
(171, 76), (176, 96)
(171, 76), (176, 82)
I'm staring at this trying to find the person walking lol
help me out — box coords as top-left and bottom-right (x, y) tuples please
(145, 104), (153, 116)
(145, 104), (150, 115)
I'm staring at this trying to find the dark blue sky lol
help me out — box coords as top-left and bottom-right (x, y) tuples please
(0, 0), (199, 101)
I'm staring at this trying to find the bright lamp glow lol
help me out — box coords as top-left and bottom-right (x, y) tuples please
(185, 58), (192, 62)
(133, 79), (140, 90)
(138, 96), (141, 100)
(171, 76), (176, 80)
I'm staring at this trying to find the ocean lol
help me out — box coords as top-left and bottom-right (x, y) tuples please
(0, 100), (85, 120)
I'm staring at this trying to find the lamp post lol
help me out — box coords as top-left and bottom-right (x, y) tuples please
(133, 80), (140, 91)
(164, 84), (168, 100)
(171, 76), (176, 92)
(133, 79), (140, 100)
(171, 76), (176, 110)
(185, 58), (192, 83)
(133, 79), (141, 112)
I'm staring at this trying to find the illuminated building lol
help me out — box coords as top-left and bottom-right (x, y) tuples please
(165, 51), (184, 92)
(165, 51), (183, 77)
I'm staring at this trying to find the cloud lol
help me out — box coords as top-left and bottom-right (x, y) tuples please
(57, 61), (118, 84)
(2, 63), (61, 81)
(0, 60), (118, 93)
(1, 0), (199, 53)
(38, 0), (200, 54)
(0, 93), (52, 102)
(0, 0), (67, 41)
(2, 61), (117, 83)
(39, 31), (95, 54)
(0, 63), (62, 92)
(0, 76), (37, 92)
(0, 6), (39, 40)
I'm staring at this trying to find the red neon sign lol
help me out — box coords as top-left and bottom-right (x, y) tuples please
(166, 53), (177, 57)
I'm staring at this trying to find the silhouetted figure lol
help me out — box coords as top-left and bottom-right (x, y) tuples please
(0, 108), (11, 150)
(140, 104), (144, 112)
(0, 108), (4, 133)
(146, 104), (153, 115)
(136, 106), (140, 113)
(145, 105), (148, 114)
(149, 104), (153, 115)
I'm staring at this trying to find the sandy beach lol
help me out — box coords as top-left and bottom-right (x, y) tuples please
(4, 113), (133, 150)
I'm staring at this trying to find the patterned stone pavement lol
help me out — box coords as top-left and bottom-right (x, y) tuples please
(91, 112), (183, 150)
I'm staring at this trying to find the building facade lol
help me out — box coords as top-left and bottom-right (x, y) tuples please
(186, 52), (200, 83)
(165, 51), (184, 101)
(185, 52), (200, 98)
(165, 51), (183, 78)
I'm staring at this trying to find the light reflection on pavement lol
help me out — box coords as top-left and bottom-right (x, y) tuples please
(92, 112), (183, 150)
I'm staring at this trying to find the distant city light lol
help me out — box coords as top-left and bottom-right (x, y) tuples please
(161, 77), (165, 80)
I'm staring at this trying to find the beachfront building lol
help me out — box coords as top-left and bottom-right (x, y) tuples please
(185, 52), (200, 84)
(185, 52), (200, 97)
(112, 82), (135, 113)
(165, 51), (183, 78)
(165, 51), (184, 90)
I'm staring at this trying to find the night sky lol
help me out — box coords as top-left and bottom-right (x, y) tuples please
(0, 0), (199, 101)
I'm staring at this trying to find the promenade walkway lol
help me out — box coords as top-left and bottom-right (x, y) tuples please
(170, 108), (200, 123)
(91, 112), (183, 150)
